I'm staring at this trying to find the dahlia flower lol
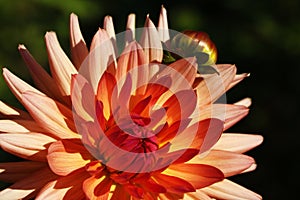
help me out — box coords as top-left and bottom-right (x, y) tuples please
(0, 7), (263, 199)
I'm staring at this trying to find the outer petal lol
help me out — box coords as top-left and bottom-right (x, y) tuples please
(212, 133), (263, 153)
(188, 150), (255, 177)
(185, 190), (212, 200)
(0, 133), (56, 162)
(201, 179), (262, 200)
(0, 119), (44, 133)
(125, 14), (135, 46)
(18, 45), (65, 103)
(47, 139), (92, 176)
(70, 13), (89, 69)
(36, 169), (89, 200)
(140, 15), (163, 63)
(21, 91), (78, 139)
(0, 161), (46, 183)
(0, 100), (31, 119)
(158, 5), (170, 46)
(104, 15), (118, 56)
(0, 167), (57, 200)
(45, 32), (78, 96)
(2, 68), (44, 103)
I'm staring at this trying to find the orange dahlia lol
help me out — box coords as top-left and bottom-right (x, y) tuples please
(0, 6), (263, 199)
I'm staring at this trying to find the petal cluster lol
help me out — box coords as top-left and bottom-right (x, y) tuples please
(0, 6), (262, 200)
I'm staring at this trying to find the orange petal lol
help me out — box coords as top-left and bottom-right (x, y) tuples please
(163, 163), (224, 189)
(70, 13), (89, 69)
(0, 133), (56, 162)
(153, 174), (195, 194)
(18, 45), (66, 104)
(0, 119), (44, 133)
(212, 133), (263, 153)
(83, 175), (112, 199)
(21, 91), (78, 139)
(0, 167), (57, 200)
(125, 14), (136, 46)
(158, 5), (170, 46)
(199, 104), (249, 131)
(0, 100), (31, 119)
(36, 169), (89, 200)
(188, 150), (255, 177)
(140, 15), (163, 63)
(2, 68), (44, 103)
(0, 161), (46, 183)
(196, 64), (236, 106)
(201, 179), (262, 200)
(47, 140), (92, 176)
(45, 32), (77, 96)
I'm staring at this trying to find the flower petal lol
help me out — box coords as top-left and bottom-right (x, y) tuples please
(36, 169), (88, 200)
(234, 97), (252, 107)
(70, 13), (89, 69)
(0, 167), (57, 200)
(125, 13), (136, 46)
(212, 133), (263, 153)
(140, 15), (163, 63)
(163, 164), (224, 189)
(45, 32), (78, 96)
(83, 175), (112, 199)
(185, 190), (212, 200)
(196, 64), (236, 106)
(0, 119), (44, 133)
(2, 68), (44, 103)
(0, 133), (56, 161)
(21, 91), (78, 139)
(201, 179), (262, 200)
(0, 161), (46, 183)
(0, 100), (31, 119)
(104, 15), (118, 56)
(158, 5), (170, 46)
(188, 150), (255, 177)
(47, 139), (92, 176)
(18, 45), (65, 103)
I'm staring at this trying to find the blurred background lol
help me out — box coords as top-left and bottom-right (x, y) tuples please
(0, 0), (299, 199)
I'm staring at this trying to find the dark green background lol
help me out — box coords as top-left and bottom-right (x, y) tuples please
(1, 0), (299, 199)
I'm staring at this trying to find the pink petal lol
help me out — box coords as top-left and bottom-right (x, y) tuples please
(199, 104), (249, 131)
(0, 133), (56, 162)
(21, 91), (78, 139)
(0, 100), (31, 119)
(18, 45), (65, 103)
(201, 179), (262, 200)
(196, 64), (236, 106)
(36, 169), (89, 200)
(0, 119), (44, 133)
(0, 161), (46, 183)
(2, 68), (44, 103)
(70, 13), (89, 69)
(228, 72), (250, 91)
(104, 15), (118, 56)
(158, 5), (170, 46)
(0, 167), (57, 200)
(45, 32), (77, 96)
(140, 15), (163, 63)
(125, 14), (136, 46)
(234, 97), (252, 107)
(163, 163), (224, 189)
(188, 150), (255, 177)
(47, 140), (91, 176)
(212, 133), (263, 153)
(185, 190), (212, 200)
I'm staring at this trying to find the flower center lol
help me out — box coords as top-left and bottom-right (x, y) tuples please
(106, 115), (158, 153)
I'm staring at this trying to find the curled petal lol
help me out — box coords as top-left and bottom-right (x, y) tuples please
(0, 133), (56, 162)
(140, 15), (163, 63)
(70, 13), (89, 69)
(45, 32), (78, 96)
(21, 91), (78, 139)
(212, 133), (263, 153)
(201, 179), (262, 200)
